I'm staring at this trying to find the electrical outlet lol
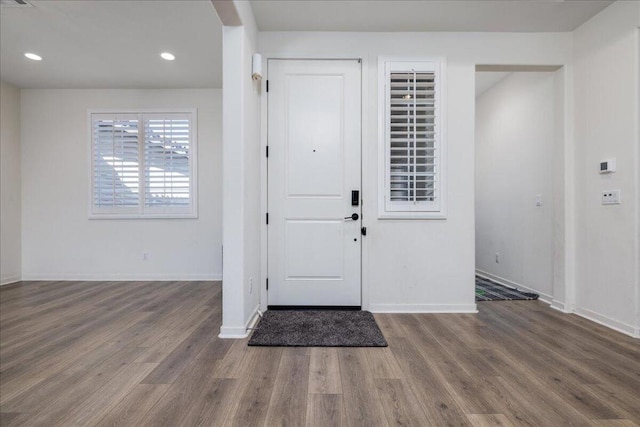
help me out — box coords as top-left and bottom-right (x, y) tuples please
(495, 253), (500, 263)
(142, 252), (148, 261)
(535, 194), (543, 207)
(249, 277), (253, 294)
(602, 190), (621, 205)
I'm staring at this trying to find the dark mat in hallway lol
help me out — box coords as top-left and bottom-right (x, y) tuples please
(476, 276), (539, 301)
(248, 310), (388, 347)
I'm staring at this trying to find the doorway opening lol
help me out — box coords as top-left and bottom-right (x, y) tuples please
(474, 65), (567, 307)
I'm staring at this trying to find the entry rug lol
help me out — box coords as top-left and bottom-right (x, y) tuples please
(476, 276), (539, 301)
(248, 310), (388, 347)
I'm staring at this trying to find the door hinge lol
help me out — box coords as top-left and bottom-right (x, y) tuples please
(266, 80), (269, 93)
(266, 145), (269, 158)
(266, 213), (269, 225)
(266, 278), (269, 290)
(361, 227), (367, 236)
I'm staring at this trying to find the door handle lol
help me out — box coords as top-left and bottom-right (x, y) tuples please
(344, 213), (359, 221)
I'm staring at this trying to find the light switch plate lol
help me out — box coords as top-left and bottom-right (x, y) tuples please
(602, 190), (621, 205)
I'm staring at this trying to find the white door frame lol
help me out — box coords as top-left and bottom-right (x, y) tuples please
(259, 55), (370, 311)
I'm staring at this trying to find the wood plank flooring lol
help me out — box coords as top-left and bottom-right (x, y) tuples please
(1, 280), (639, 426)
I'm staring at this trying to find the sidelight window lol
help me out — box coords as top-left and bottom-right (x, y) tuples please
(378, 58), (446, 219)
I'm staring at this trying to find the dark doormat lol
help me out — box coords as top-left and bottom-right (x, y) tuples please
(248, 310), (388, 347)
(476, 276), (539, 301)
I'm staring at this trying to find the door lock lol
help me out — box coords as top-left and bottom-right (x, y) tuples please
(351, 190), (360, 206)
(344, 213), (359, 221)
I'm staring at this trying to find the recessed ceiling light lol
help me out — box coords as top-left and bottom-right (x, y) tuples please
(160, 52), (175, 61)
(24, 52), (42, 61)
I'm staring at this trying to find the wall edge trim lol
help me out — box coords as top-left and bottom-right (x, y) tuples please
(574, 306), (639, 339)
(369, 303), (477, 313)
(550, 299), (568, 312)
(20, 274), (222, 281)
(219, 304), (260, 339)
(0, 275), (21, 286)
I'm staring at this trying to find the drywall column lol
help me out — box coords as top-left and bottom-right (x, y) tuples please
(1, 81), (21, 285)
(217, 0), (261, 338)
(553, 64), (571, 313)
(220, 25), (248, 338)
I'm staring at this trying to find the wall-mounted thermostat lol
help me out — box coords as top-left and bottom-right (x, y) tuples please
(599, 158), (616, 174)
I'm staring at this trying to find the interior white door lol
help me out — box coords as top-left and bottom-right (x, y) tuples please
(268, 59), (362, 307)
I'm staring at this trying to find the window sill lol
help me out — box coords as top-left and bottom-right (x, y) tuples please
(89, 212), (198, 220)
(377, 211), (447, 220)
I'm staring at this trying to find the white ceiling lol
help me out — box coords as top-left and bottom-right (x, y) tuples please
(0, 1), (222, 89)
(0, 0), (614, 89)
(250, 0), (613, 32)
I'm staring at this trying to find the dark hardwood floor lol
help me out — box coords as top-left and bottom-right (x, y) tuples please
(1, 280), (638, 426)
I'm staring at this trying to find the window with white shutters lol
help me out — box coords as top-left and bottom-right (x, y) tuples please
(90, 110), (197, 218)
(378, 59), (446, 219)
(92, 114), (140, 212)
(144, 114), (191, 209)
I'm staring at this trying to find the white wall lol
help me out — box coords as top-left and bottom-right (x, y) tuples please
(1, 81), (22, 285)
(572, 1), (640, 336)
(475, 72), (558, 301)
(220, 26), (248, 336)
(259, 31), (571, 312)
(219, 0), (262, 337)
(20, 89), (222, 280)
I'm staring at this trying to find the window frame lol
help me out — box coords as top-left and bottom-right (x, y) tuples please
(377, 57), (447, 220)
(88, 108), (198, 220)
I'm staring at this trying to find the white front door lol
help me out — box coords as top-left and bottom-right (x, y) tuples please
(267, 59), (362, 307)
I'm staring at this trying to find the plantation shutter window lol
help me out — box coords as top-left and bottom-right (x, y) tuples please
(90, 110), (197, 219)
(379, 59), (446, 219)
(92, 114), (140, 213)
(144, 114), (191, 210)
